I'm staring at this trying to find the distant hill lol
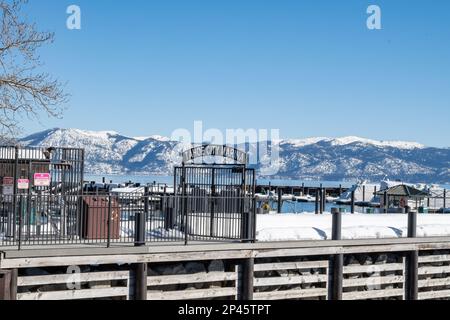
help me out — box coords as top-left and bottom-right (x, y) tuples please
(20, 128), (450, 184)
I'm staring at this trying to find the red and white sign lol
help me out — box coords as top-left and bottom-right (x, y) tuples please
(17, 179), (30, 190)
(2, 177), (14, 186)
(34, 173), (51, 187)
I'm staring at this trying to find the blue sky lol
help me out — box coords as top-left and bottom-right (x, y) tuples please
(19, 0), (450, 147)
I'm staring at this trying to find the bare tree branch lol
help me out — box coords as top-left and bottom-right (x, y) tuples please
(0, 0), (67, 138)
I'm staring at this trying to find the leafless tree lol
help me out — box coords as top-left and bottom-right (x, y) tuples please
(0, 0), (67, 138)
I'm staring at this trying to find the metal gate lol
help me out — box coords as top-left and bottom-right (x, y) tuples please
(173, 145), (256, 242)
(0, 146), (84, 196)
(0, 146), (85, 244)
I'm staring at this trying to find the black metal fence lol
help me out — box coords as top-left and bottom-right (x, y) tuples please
(0, 146), (85, 196)
(0, 191), (257, 250)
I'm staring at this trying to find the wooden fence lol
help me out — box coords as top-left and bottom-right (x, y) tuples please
(2, 237), (450, 300)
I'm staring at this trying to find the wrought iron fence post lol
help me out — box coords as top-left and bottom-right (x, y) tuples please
(18, 195), (24, 251)
(107, 194), (112, 248)
(329, 208), (343, 300)
(135, 187), (148, 247)
(406, 211), (418, 300)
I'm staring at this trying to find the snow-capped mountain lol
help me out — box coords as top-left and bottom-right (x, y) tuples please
(19, 128), (450, 184)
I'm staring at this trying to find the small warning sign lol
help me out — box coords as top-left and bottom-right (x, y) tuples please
(2, 177), (14, 186)
(34, 173), (51, 187)
(17, 179), (30, 190)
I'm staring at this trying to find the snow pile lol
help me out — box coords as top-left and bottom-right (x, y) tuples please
(147, 228), (185, 240)
(255, 213), (450, 241)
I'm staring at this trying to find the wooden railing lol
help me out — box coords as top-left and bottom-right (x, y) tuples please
(2, 237), (450, 300)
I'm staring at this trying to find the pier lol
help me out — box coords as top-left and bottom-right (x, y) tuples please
(1, 145), (450, 301)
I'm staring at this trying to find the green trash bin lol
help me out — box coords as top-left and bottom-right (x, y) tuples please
(366, 208), (374, 214)
(419, 207), (429, 214)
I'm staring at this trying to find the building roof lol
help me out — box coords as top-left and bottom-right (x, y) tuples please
(376, 184), (430, 198)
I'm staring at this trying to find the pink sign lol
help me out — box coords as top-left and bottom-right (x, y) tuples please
(2, 177), (14, 186)
(17, 179), (30, 190)
(34, 173), (51, 187)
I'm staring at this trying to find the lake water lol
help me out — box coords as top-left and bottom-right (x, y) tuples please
(85, 174), (355, 188)
(85, 174), (449, 189)
(84, 174), (448, 213)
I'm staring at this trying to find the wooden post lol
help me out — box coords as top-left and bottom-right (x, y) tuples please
(0, 270), (12, 300)
(384, 192), (388, 213)
(9, 269), (17, 300)
(351, 191), (355, 214)
(444, 189), (447, 209)
(134, 263), (148, 300)
(329, 208), (343, 300)
(277, 188), (282, 214)
(322, 188), (327, 214)
(319, 185), (324, 214)
(315, 189), (320, 215)
(240, 258), (254, 300)
(302, 183), (305, 196)
(0, 269), (17, 300)
(363, 185), (366, 202)
(406, 211), (418, 300)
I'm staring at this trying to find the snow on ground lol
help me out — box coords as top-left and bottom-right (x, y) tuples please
(256, 213), (450, 242)
(3, 213), (450, 243)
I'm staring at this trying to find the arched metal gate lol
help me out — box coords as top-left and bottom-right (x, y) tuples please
(173, 145), (256, 242)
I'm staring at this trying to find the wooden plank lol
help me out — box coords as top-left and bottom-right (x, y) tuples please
(419, 289), (450, 300)
(419, 255), (450, 263)
(342, 289), (404, 300)
(254, 244), (421, 259)
(5, 238), (450, 269)
(17, 287), (129, 300)
(344, 263), (404, 274)
(254, 261), (328, 272)
(1, 251), (254, 269)
(253, 288), (327, 300)
(147, 287), (236, 300)
(254, 275), (327, 287)
(343, 276), (404, 288)
(419, 277), (450, 288)
(5, 236), (450, 260)
(147, 272), (236, 286)
(18, 271), (130, 287)
(419, 266), (450, 276)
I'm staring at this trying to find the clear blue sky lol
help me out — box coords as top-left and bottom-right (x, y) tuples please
(20, 0), (450, 147)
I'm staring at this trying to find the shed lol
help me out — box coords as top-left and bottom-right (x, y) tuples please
(376, 184), (430, 209)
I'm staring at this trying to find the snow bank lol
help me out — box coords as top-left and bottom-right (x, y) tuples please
(118, 213), (450, 242)
(255, 213), (450, 241)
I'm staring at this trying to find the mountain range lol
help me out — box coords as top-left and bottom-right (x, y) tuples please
(19, 128), (450, 184)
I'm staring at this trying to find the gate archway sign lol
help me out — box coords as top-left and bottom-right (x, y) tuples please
(181, 145), (249, 165)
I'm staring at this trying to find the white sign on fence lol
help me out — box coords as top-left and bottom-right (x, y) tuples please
(17, 179), (30, 190)
(34, 173), (51, 187)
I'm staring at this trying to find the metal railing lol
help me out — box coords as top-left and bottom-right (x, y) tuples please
(0, 191), (256, 250)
